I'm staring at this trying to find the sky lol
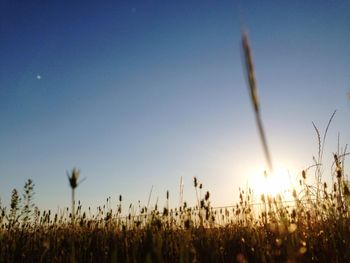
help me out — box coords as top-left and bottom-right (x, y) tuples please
(0, 0), (349, 212)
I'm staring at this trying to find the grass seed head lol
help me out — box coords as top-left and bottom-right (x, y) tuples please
(68, 168), (80, 189)
(302, 170), (306, 179)
(193, 177), (198, 188)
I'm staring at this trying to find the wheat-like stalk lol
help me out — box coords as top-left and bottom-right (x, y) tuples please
(242, 31), (274, 174)
(67, 168), (85, 224)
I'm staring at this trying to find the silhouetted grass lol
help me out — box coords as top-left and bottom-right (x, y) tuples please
(0, 160), (349, 262)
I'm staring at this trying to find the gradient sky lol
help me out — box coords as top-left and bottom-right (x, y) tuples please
(1, 0), (349, 211)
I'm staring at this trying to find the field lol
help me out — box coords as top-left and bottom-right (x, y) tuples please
(0, 155), (349, 262)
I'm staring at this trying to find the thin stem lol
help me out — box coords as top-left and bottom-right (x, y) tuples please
(72, 188), (75, 224)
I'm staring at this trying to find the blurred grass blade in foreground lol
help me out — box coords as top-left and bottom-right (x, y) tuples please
(242, 31), (274, 174)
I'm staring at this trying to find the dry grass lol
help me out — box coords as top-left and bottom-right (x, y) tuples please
(0, 160), (349, 262)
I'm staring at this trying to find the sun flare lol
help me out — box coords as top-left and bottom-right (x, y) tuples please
(250, 166), (297, 199)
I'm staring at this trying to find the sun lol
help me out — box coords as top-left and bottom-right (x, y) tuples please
(249, 166), (297, 199)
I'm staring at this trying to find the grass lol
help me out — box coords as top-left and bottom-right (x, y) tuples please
(0, 32), (349, 262)
(0, 162), (349, 262)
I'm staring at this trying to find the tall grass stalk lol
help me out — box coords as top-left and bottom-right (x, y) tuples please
(241, 31), (274, 174)
(67, 168), (83, 224)
(312, 110), (336, 201)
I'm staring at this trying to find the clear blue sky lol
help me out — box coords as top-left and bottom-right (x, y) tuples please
(1, 0), (349, 211)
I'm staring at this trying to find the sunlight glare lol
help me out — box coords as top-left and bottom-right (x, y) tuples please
(250, 166), (296, 199)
